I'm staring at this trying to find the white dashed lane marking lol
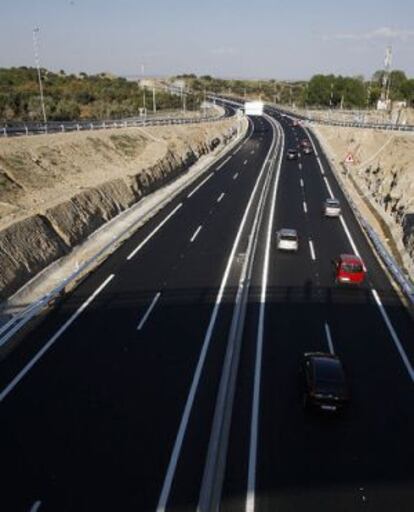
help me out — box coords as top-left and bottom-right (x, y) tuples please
(190, 225), (203, 243)
(137, 292), (161, 331)
(308, 239), (316, 260)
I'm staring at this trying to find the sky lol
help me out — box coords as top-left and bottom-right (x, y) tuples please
(0, 0), (413, 80)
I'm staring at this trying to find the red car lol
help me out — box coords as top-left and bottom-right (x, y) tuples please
(334, 254), (366, 284)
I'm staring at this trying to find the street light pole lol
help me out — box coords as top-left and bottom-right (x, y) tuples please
(32, 26), (47, 125)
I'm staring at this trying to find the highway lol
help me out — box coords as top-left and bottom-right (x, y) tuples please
(1, 109), (414, 511)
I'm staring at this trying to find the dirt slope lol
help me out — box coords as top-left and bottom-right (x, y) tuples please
(0, 118), (240, 300)
(314, 125), (414, 276)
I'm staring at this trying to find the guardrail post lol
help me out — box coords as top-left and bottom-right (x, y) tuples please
(3, 127), (7, 137)
(61, 124), (65, 133)
(90, 123), (94, 130)
(25, 125), (29, 136)
(77, 124), (80, 131)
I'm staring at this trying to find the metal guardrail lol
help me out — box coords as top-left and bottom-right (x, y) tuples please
(211, 96), (414, 304)
(1, 110), (230, 138)
(304, 125), (414, 307)
(272, 105), (414, 132)
(0, 108), (244, 348)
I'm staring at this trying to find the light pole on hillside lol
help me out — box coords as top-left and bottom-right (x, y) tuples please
(32, 26), (47, 125)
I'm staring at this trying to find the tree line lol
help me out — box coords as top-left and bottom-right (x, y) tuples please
(2, 67), (413, 123)
(0, 67), (202, 123)
(176, 71), (414, 109)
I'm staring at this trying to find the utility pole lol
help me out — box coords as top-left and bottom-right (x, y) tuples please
(153, 87), (156, 114)
(329, 82), (334, 109)
(32, 27), (47, 125)
(366, 82), (371, 109)
(143, 87), (146, 112)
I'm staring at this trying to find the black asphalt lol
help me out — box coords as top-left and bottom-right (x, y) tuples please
(222, 111), (414, 512)
(1, 110), (413, 512)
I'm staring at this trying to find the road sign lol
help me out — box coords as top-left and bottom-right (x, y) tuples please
(344, 153), (354, 164)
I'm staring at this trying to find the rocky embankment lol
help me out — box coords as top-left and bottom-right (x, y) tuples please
(0, 118), (240, 301)
(314, 125), (414, 278)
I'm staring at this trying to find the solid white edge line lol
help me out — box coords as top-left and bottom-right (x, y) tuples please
(0, 274), (115, 402)
(187, 172), (214, 198)
(305, 127), (414, 382)
(339, 216), (360, 256)
(323, 176), (334, 198)
(309, 239), (316, 260)
(190, 225), (203, 243)
(233, 172), (239, 180)
(371, 289), (414, 381)
(303, 201), (308, 214)
(137, 292), (161, 331)
(216, 155), (232, 171)
(29, 501), (42, 512)
(324, 322), (335, 355)
(126, 203), (182, 260)
(246, 119), (284, 512)
(157, 114), (278, 512)
(217, 192), (225, 203)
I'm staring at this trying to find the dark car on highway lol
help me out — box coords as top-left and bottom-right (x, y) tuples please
(301, 352), (349, 412)
(286, 148), (298, 160)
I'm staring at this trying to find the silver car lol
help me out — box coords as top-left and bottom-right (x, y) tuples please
(276, 229), (299, 251)
(323, 198), (341, 217)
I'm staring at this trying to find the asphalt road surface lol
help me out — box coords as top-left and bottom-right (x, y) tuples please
(1, 109), (413, 512)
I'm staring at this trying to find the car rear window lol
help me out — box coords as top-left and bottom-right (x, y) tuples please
(281, 234), (297, 241)
(314, 358), (344, 382)
(342, 263), (363, 273)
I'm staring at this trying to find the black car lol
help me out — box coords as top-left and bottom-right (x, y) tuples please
(286, 148), (298, 160)
(301, 352), (349, 412)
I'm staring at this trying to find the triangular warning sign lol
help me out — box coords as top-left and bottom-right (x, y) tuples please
(344, 153), (354, 164)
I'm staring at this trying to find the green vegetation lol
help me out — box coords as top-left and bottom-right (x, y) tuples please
(0, 67), (202, 123)
(175, 70), (414, 109)
(2, 66), (413, 123)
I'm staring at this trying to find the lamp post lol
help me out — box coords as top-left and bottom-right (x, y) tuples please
(32, 27), (47, 125)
